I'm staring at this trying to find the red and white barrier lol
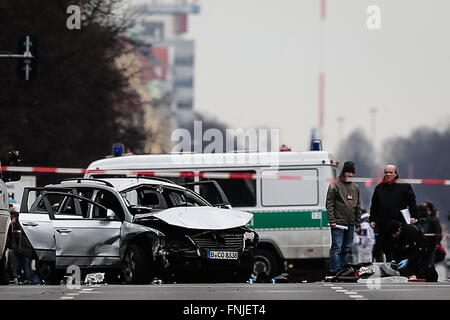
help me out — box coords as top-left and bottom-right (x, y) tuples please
(2, 165), (450, 186)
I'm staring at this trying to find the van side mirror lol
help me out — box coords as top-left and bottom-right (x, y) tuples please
(106, 209), (116, 220)
(5, 151), (21, 182)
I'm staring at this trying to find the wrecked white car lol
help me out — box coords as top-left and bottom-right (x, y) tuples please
(14, 177), (258, 284)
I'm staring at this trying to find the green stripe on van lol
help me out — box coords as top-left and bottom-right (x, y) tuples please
(248, 210), (329, 229)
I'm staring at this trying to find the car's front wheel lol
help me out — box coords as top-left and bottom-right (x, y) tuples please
(122, 243), (154, 284)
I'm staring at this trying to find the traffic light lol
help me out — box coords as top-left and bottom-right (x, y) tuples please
(16, 35), (38, 81)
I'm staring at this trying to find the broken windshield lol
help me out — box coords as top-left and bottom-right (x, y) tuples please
(121, 185), (210, 215)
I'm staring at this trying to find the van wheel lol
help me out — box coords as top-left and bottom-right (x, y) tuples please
(0, 249), (10, 285)
(253, 249), (280, 279)
(122, 243), (154, 284)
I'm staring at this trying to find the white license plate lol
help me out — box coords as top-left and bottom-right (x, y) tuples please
(208, 251), (238, 260)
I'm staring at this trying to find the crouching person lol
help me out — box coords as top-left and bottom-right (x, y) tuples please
(390, 221), (438, 282)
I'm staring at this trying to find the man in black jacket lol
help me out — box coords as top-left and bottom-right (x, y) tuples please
(389, 221), (437, 282)
(369, 165), (418, 261)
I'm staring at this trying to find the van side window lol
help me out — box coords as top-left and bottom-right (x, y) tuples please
(200, 171), (256, 207)
(261, 169), (319, 206)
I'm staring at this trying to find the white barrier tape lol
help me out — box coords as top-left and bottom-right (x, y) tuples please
(2, 166), (450, 185)
(424, 233), (450, 238)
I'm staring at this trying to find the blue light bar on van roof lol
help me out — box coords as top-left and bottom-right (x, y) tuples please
(311, 139), (322, 151)
(112, 143), (124, 157)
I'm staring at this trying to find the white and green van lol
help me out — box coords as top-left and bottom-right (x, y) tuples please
(85, 149), (339, 279)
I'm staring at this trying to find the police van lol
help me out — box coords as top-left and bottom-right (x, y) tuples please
(85, 145), (339, 279)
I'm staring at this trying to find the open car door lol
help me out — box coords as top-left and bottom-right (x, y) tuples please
(18, 188), (58, 262)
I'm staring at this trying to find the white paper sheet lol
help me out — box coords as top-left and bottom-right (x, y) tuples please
(401, 208), (411, 224)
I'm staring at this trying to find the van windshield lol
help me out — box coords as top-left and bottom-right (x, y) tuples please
(121, 185), (210, 215)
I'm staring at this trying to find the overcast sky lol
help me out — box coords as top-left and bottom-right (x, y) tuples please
(184, 0), (450, 157)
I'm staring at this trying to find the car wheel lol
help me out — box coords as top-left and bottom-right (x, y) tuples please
(253, 249), (280, 279)
(122, 243), (154, 284)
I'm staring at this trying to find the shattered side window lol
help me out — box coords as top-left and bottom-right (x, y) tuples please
(77, 188), (94, 200)
(122, 189), (138, 206)
(59, 196), (76, 215)
(32, 193), (64, 213)
(122, 187), (168, 216)
(92, 190), (124, 220)
(34, 196), (47, 212)
(140, 189), (165, 208)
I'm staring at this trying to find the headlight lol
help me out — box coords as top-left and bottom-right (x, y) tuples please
(243, 231), (258, 250)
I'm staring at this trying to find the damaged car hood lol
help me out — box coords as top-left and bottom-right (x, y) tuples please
(150, 207), (253, 230)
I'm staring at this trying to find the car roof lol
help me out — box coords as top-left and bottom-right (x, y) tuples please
(101, 178), (184, 191)
(86, 151), (337, 170)
(45, 177), (185, 192)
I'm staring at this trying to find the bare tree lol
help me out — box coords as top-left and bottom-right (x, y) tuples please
(383, 125), (450, 222)
(0, 0), (145, 179)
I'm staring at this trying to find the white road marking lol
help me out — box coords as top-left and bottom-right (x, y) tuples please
(325, 283), (369, 300)
(59, 286), (99, 300)
(350, 295), (367, 300)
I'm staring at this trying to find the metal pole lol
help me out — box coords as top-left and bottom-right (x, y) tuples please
(337, 117), (344, 142)
(370, 107), (377, 150)
(0, 54), (26, 58)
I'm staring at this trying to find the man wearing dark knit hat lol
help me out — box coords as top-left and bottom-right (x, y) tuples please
(326, 161), (362, 275)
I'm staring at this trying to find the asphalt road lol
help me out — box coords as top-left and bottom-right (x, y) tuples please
(1, 281), (449, 300)
(1, 281), (448, 319)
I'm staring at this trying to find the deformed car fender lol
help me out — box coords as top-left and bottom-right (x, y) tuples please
(119, 221), (165, 262)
